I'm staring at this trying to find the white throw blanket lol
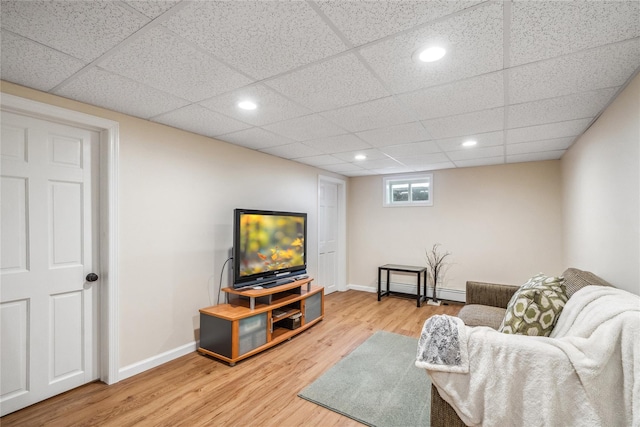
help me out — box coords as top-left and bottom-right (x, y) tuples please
(416, 285), (640, 426)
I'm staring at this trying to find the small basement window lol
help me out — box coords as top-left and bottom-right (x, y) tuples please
(383, 174), (433, 207)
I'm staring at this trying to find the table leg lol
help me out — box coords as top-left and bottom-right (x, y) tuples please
(386, 270), (390, 295)
(416, 272), (421, 307)
(423, 271), (427, 302)
(377, 268), (382, 301)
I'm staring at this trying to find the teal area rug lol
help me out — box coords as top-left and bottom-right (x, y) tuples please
(298, 331), (431, 427)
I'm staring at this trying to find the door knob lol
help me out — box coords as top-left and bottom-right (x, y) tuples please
(86, 273), (99, 282)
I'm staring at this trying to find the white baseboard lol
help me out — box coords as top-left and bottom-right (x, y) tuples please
(347, 282), (466, 303)
(346, 283), (377, 293)
(118, 341), (197, 381)
(118, 284), (464, 380)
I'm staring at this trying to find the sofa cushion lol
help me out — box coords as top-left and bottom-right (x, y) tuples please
(562, 268), (614, 298)
(458, 304), (506, 330)
(498, 274), (568, 336)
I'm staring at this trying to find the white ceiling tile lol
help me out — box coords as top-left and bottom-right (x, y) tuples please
(265, 54), (389, 111)
(399, 71), (504, 120)
(510, 1), (640, 66)
(260, 143), (324, 159)
(124, 0), (182, 19)
(506, 137), (575, 156)
(436, 131), (504, 151)
(319, 162), (366, 173)
(356, 121), (431, 147)
(316, 0), (483, 47)
(332, 148), (388, 162)
(356, 158), (404, 170)
(507, 151), (566, 164)
(343, 169), (374, 177)
(321, 97), (416, 132)
(217, 128), (295, 151)
(1, 30), (86, 91)
(447, 145), (505, 161)
(263, 114), (346, 142)
(508, 88), (618, 129)
(359, 2), (503, 93)
(369, 166), (415, 175)
(294, 155), (343, 167)
(200, 84), (311, 127)
(423, 108), (504, 139)
(410, 161), (456, 171)
(54, 67), (189, 119)
(304, 134), (372, 154)
(509, 39), (640, 104)
(379, 141), (442, 158)
(100, 27), (252, 103)
(454, 156), (504, 168)
(0, 1), (149, 62)
(506, 119), (592, 145)
(153, 105), (250, 138)
(162, 1), (347, 79)
(395, 153), (451, 165)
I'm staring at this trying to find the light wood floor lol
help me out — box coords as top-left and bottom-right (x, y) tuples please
(2, 290), (461, 427)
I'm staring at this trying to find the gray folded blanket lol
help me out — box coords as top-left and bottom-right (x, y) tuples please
(415, 314), (469, 373)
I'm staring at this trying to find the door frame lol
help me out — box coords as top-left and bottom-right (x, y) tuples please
(1, 93), (120, 385)
(317, 175), (347, 293)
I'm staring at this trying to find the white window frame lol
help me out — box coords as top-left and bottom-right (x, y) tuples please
(383, 173), (433, 207)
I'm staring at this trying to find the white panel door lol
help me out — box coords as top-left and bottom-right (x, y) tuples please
(319, 181), (338, 294)
(0, 112), (99, 416)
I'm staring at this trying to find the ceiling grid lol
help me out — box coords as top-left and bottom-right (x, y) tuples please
(1, 0), (638, 176)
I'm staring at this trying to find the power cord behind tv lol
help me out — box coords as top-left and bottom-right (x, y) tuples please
(218, 256), (233, 305)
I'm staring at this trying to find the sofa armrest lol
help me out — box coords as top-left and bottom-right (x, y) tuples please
(465, 281), (519, 308)
(431, 384), (465, 427)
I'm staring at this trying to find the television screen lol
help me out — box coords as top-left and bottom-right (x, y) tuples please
(233, 209), (307, 288)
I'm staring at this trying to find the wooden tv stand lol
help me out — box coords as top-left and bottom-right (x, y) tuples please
(198, 278), (323, 366)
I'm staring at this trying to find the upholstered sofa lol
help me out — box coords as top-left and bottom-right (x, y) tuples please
(430, 268), (615, 427)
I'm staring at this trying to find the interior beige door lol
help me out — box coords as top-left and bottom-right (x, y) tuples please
(319, 180), (338, 294)
(1, 111), (100, 416)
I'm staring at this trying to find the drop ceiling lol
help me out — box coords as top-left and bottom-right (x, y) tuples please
(1, 0), (638, 177)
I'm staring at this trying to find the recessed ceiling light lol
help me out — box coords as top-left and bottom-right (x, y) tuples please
(238, 100), (257, 110)
(354, 154), (367, 161)
(415, 46), (446, 63)
(462, 140), (477, 147)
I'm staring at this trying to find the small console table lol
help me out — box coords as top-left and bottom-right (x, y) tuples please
(378, 264), (428, 307)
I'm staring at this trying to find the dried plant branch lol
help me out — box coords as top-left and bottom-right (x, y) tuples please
(425, 243), (451, 302)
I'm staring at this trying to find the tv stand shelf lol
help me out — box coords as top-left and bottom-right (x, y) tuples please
(198, 278), (323, 366)
(223, 280), (313, 309)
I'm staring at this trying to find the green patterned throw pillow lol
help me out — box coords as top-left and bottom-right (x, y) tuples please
(499, 273), (568, 336)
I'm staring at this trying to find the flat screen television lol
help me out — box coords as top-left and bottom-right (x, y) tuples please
(232, 208), (307, 289)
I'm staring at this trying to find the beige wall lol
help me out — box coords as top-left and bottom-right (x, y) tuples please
(4, 69), (637, 374)
(348, 161), (564, 293)
(1, 81), (343, 367)
(562, 74), (640, 295)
